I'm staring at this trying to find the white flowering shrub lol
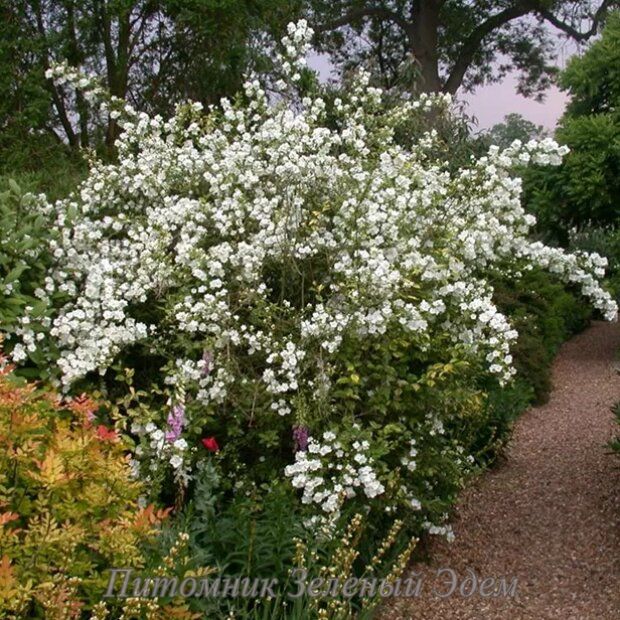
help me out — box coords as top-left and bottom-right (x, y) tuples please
(8, 21), (617, 541)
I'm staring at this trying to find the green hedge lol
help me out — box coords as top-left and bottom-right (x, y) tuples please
(493, 269), (591, 405)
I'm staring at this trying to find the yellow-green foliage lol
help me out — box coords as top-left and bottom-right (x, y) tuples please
(0, 345), (170, 617)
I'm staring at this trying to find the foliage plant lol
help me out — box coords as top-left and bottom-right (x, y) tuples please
(568, 225), (620, 299)
(148, 464), (417, 619)
(492, 268), (592, 404)
(480, 113), (547, 151)
(0, 338), (188, 618)
(525, 11), (620, 240)
(1, 0), (300, 156)
(0, 180), (58, 382)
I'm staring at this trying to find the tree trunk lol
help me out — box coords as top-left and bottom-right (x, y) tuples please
(104, 4), (131, 150)
(410, 0), (441, 93)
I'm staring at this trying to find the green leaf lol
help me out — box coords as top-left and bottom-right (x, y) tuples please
(8, 179), (21, 195)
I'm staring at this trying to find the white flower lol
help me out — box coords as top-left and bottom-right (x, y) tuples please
(173, 438), (188, 451)
(169, 454), (183, 469)
(285, 431), (385, 512)
(11, 344), (27, 362)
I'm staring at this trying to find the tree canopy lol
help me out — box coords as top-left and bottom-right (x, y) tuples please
(482, 113), (547, 149)
(0, 0), (296, 157)
(308, 1), (617, 95)
(526, 11), (620, 236)
(2, 0), (618, 169)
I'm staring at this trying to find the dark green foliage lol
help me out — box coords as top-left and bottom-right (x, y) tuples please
(493, 269), (591, 404)
(0, 153), (86, 200)
(151, 463), (339, 617)
(0, 0), (299, 163)
(476, 379), (533, 461)
(568, 226), (620, 272)
(160, 0), (301, 108)
(525, 12), (620, 239)
(0, 1), (54, 161)
(560, 11), (620, 118)
(552, 114), (619, 229)
(0, 181), (51, 340)
(568, 225), (620, 298)
(184, 463), (302, 576)
(0, 175), (84, 380)
(480, 113), (547, 150)
(151, 460), (416, 618)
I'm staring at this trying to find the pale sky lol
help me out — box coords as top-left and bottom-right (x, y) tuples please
(462, 34), (580, 131)
(307, 32), (582, 133)
(462, 78), (570, 131)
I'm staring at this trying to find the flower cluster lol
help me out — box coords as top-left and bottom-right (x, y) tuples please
(130, 418), (193, 486)
(284, 430), (385, 513)
(400, 438), (419, 472)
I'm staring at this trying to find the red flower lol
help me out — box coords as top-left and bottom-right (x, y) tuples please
(96, 425), (118, 442)
(201, 436), (220, 452)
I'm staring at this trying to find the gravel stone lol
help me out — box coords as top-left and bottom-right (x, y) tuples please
(379, 321), (620, 620)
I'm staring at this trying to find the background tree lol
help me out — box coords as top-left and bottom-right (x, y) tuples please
(526, 10), (620, 239)
(157, 0), (298, 108)
(0, 1), (72, 169)
(309, 0), (617, 95)
(0, 0), (297, 165)
(0, 0), (169, 154)
(482, 112), (547, 149)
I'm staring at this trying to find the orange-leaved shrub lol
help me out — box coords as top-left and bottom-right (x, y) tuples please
(0, 340), (175, 618)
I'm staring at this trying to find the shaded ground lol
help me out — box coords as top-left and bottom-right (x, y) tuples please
(380, 321), (620, 620)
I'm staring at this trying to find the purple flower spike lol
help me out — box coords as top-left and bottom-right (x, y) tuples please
(293, 425), (309, 452)
(165, 402), (186, 442)
(201, 349), (213, 377)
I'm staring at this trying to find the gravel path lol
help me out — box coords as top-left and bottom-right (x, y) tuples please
(380, 320), (620, 620)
